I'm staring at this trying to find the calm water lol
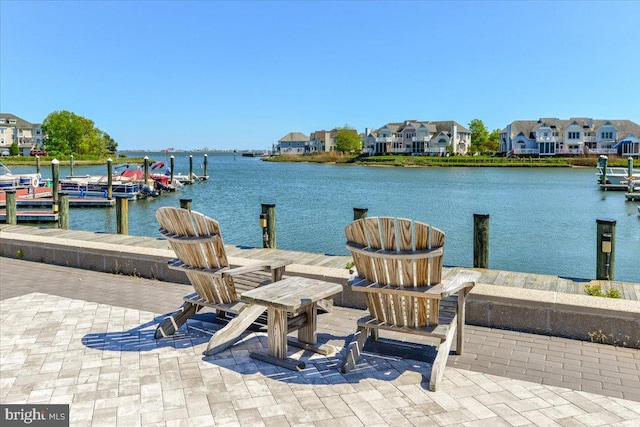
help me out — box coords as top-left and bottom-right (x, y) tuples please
(11, 152), (640, 282)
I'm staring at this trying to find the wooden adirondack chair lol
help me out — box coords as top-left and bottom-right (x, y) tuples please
(340, 216), (480, 391)
(155, 207), (290, 355)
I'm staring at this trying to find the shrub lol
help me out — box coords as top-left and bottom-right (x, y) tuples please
(584, 284), (621, 298)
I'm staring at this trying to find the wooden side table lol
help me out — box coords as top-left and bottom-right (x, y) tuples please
(241, 276), (343, 370)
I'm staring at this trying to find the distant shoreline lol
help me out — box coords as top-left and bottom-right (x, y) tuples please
(263, 153), (628, 168)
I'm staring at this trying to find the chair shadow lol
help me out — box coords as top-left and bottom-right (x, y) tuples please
(81, 312), (221, 352)
(81, 311), (439, 391)
(201, 331), (438, 390)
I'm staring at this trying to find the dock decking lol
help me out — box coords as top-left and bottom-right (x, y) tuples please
(1, 223), (638, 300)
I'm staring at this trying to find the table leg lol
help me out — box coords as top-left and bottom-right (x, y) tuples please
(298, 302), (317, 345)
(267, 306), (288, 359)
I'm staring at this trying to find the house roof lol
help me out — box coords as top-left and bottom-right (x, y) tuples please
(504, 118), (640, 142)
(0, 113), (40, 128)
(374, 120), (470, 135)
(278, 132), (309, 142)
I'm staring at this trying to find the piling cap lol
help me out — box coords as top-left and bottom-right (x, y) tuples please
(596, 218), (617, 225)
(51, 158), (59, 164)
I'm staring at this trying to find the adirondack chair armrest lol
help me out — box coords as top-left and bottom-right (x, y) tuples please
(351, 277), (445, 298)
(441, 270), (481, 298)
(217, 259), (291, 279)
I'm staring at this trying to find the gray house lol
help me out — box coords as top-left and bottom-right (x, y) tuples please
(277, 132), (310, 155)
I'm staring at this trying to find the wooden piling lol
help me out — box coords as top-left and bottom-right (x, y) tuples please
(353, 207), (368, 220)
(59, 192), (69, 229)
(261, 203), (276, 249)
(36, 155), (40, 174)
(116, 196), (129, 235)
(473, 214), (490, 268)
(5, 190), (17, 225)
(70, 155), (75, 176)
(180, 199), (192, 211)
(600, 155), (608, 186)
(144, 156), (150, 185)
(189, 155), (193, 179)
(596, 219), (616, 280)
(203, 154), (208, 179)
(51, 159), (60, 214)
(170, 155), (175, 183)
(107, 158), (113, 200)
(628, 157), (634, 193)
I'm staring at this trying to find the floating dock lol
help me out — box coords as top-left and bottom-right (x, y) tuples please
(625, 191), (640, 201)
(598, 183), (629, 191)
(0, 210), (58, 222)
(13, 197), (115, 208)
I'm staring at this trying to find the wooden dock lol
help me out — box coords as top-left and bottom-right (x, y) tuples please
(1, 224), (638, 300)
(0, 211), (58, 222)
(12, 197), (115, 208)
(1, 186), (115, 208)
(599, 183), (629, 191)
(625, 191), (640, 201)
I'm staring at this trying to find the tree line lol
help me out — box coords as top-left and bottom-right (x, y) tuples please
(42, 110), (117, 156)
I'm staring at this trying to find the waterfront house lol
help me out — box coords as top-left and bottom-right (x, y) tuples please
(499, 118), (640, 158)
(309, 128), (360, 153)
(0, 113), (45, 156)
(363, 120), (471, 156)
(277, 132), (310, 155)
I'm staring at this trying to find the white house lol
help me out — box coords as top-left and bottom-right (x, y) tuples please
(277, 132), (310, 155)
(363, 120), (471, 156)
(0, 113), (45, 156)
(499, 118), (640, 158)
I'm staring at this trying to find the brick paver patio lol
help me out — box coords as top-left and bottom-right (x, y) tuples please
(1, 257), (639, 426)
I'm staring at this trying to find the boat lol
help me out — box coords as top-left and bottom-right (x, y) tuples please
(59, 175), (141, 200)
(0, 162), (41, 189)
(596, 166), (640, 185)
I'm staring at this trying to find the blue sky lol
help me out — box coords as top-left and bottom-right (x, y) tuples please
(1, 1), (639, 151)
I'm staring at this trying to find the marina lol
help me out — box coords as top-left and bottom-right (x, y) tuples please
(2, 151), (640, 282)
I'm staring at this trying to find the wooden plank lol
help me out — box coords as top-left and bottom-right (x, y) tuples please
(241, 277), (342, 311)
(356, 315), (452, 340)
(204, 304), (266, 355)
(250, 349), (305, 371)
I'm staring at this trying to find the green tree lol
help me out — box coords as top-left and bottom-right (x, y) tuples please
(482, 128), (500, 152)
(10, 141), (20, 155)
(335, 126), (361, 153)
(101, 132), (118, 154)
(42, 110), (116, 156)
(468, 119), (489, 153)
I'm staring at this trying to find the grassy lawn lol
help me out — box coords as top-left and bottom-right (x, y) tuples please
(264, 153), (631, 168)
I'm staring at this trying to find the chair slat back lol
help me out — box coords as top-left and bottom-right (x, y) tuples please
(346, 217), (445, 288)
(156, 207), (229, 270)
(346, 217), (446, 328)
(155, 207), (239, 305)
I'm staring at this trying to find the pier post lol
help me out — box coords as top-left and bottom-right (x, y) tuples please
(180, 199), (192, 211)
(627, 157), (634, 193)
(261, 203), (276, 249)
(203, 154), (208, 179)
(5, 190), (17, 225)
(51, 159), (60, 214)
(36, 155), (40, 174)
(144, 156), (150, 185)
(116, 196), (129, 235)
(596, 219), (616, 280)
(59, 192), (69, 229)
(189, 155), (193, 180)
(353, 207), (368, 220)
(170, 155), (175, 183)
(107, 158), (113, 200)
(473, 214), (490, 268)
(600, 155), (608, 187)
(70, 155), (74, 176)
